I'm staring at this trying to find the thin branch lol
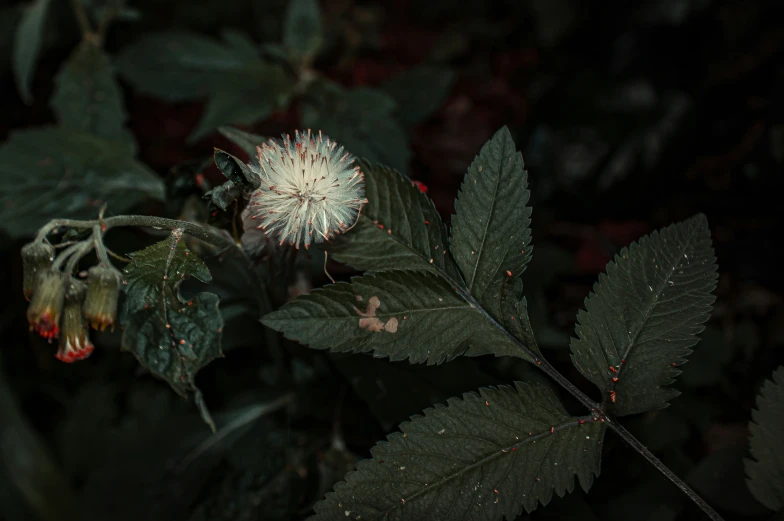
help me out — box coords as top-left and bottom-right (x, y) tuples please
(69, 0), (93, 37)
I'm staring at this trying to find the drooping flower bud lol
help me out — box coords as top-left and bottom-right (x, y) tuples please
(27, 269), (66, 339)
(21, 241), (55, 301)
(83, 265), (123, 331)
(57, 279), (93, 363)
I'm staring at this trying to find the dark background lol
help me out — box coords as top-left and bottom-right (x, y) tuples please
(1, 0), (783, 520)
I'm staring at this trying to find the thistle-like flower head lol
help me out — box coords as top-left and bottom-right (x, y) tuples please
(58, 279), (94, 363)
(27, 269), (66, 339)
(247, 129), (367, 249)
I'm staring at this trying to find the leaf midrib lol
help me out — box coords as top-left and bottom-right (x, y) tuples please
(359, 416), (595, 521)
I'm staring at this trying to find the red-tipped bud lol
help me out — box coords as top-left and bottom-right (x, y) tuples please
(57, 281), (94, 362)
(83, 265), (123, 331)
(21, 241), (55, 301)
(27, 269), (66, 339)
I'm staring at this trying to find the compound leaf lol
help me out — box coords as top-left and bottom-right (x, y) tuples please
(331, 159), (459, 279)
(310, 382), (604, 520)
(51, 41), (129, 142)
(0, 127), (164, 239)
(120, 236), (223, 425)
(745, 367), (784, 511)
(569, 214), (718, 416)
(262, 271), (529, 365)
(13, 0), (50, 103)
(450, 126), (532, 319)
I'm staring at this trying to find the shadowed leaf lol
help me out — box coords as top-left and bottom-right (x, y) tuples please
(745, 367), (784, 511)
(12, 0), (50, 103)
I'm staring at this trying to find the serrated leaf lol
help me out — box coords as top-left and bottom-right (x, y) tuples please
(262, 271), (530, 364)
(51, 41), (130, 142)
(310, 382), (604, 520)
(121, 237), (223, 403)
(382, 65), (455, 128)
(188, 62), (291, 142)
(569, 214), (718, 416)
(330, 158), (459, 278)
(283, 0), (322, 61)
(12, 0), (50, 104)
(115, 30), (257, 102)
(450, 126), (533, 318)
(745, 367), (784, 511)
(0, 127), (164, 239)
(302, 82), (410, 172)
(218, 126), (266, 158)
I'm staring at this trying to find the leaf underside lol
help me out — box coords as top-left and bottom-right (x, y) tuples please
(745, 366), (784, 511)
(262, 271), (525, 365)
(330, 159), (458, 278)
(121, 238), (223, 398)
(310, 382), (605, 521)
(569, 214), (718, 416)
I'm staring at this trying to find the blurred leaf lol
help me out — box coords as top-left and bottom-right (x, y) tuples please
(0, 357), (78, 521)
(189, 62), (292, 142)
(310, 383), (605, 519)
(283, 0), (322, 61)
(745, 366), (784, 511)
(0, 126), (164, 238)
(116, 30), (266, 102)
(330, 158), (459, 278)
(263, 271), (527, 364)
(450, 126), (532, 319)
(690, 444), (771, 517)
(121, 236), (223, 428)
(220, 28), (259, 60)
(218, 126), (266, 158)
(679, 327), (733, 388)
(51, 40), (131, 143)
(12, 0), (50, 103)
(382, 65), (455, 128)
(302, 82), (410, 172)
(569, 215), (718, 416)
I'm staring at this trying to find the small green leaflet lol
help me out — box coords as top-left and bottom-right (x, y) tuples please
(330, 159), (459, 279)
(283, 0), (322, 61)
(13, 0), (50, 104)
(309, 382), (604, 520)
(745, 367), (784, 511)
(302, 82), (410, 173)
(51, 41), (130, 143)
(569, 215), (718, 416)
(121, 236), (223, 429)
(0, 127), (164, 239)
(262, 271), (526, 365)
(450, 126), (532, 320)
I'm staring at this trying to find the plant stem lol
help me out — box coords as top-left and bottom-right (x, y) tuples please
(37, 215), (236, 252)
(451, 283), (725, 521)
(69, 0), (93, 36)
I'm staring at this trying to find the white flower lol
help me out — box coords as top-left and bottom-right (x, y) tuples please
(246, 129), (367, 250)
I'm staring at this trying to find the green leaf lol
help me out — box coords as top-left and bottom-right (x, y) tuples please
(220, 28), (259, 60)
(302, 82), (410, 173)
(115, 30), (259, 102)
(382, 65), (455, 128)
(310, 382), (604, 520)
(218, 126), (266, 158)
(283, 0), (322, 61)
(450, 126), (532, 318)
(121, 236), (223, 423)
(330, 159), (459, 278)
(188, 62), (291, 142)
(569, 214), (718, 416)
(745, 366), (784, 511)
(213, 148), (260, 190)
(12, 0), (50, 103)
(0, 127), (165, 239)
(51, 41), (130, 142)
(262, 271), (527, 365)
